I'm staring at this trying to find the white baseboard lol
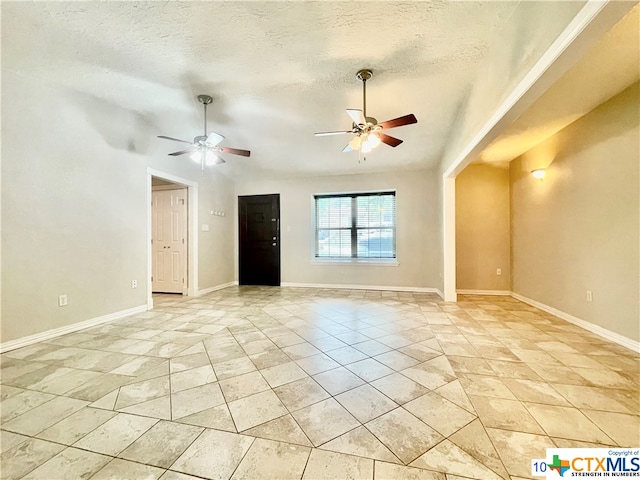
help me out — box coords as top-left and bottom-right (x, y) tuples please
(457, 289), (511, 296)
(511, 292), (639, 353)
(281, 282), (441, 294)
(197, 281), (238, 296)
(0, 304), (148, 354)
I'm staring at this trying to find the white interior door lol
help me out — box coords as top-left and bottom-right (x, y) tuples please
(152, 188), (187, 294)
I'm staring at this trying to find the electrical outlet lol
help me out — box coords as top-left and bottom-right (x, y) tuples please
(586, 290), (593, 302)
(58, 295), (68, 307)
(496, 268), (502, 276)
(132, 280), (138, 289)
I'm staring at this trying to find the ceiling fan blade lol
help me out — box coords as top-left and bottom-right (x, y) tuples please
(157, 135), (193, 145)
(220, 147), (251, 157)
(314, 131), (352, 136)
(168, 149), (195, 156)
(378, 114), (418, 130)
(378, 133), (403, 147)
(346, 109), (366, 126)
(206, 132), (225, 146)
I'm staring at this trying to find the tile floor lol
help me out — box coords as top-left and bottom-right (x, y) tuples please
(1, 287), (638, 480)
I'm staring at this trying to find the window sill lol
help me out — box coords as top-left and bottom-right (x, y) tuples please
(311, 258), (399, 267)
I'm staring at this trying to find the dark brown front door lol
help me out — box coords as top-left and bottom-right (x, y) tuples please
(238, 194), (280, 286)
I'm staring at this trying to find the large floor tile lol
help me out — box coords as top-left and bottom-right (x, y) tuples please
(260, 361), (308, 388)
(114, 375), (170, 410)
(170, 365), (217, 393)
(37, 406), (117, 445)
(409, 440), (504, 480)
(2, 395), (87, 436)
(231, 438), (310, 480)
(365, 408), (443, 464)
(405, 392), (476, 437)
(274, 376), (330, 411)
(486, 428), (556, 478)
(0, 390), (56, 423)
(370, 372), (430, 405)
(73, 412), (158, 456)
(219, 370), (270, 402)
(0, 438), (65, 480)
(243, 414), (313, 447)
(0, 431), (29, 453)
(302, 449), (373, 480)
(525, 403), (615, 444)
(228, 389), (289, 432)
(291, 397), (361, 446)
(551, 384), (634, 413)
(119, 420), (204, 468)
(469, 395), (544, 434)
(312, 366), (365, 395)
(90, 458), (166, 479)
(320, 426), (400, 463)
(170, 428), (255, 479)
(2, 289), (637, 480)
(374, 462), (445, 480)
(335, 384), (398, 423)
(448, 419), (510, 480)
(171, 382), (226, 419)
(20, 447), (111, 480)
(582, 409), (640, 446)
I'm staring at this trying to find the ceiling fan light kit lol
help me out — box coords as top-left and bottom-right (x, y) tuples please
(315, 69), (418, 160)
(158, 94), (250, 171)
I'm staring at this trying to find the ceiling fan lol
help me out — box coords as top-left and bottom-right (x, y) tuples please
(314, 69), (417, 156)
(158, 94), (250, 170)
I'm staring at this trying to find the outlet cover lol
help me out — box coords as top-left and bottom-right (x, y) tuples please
(58, 295), (68, 307)
(586, 290), (593, 302)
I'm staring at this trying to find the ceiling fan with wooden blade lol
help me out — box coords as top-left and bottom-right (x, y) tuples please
(314, 70), (417, 156)
(158, 94), (250, 170)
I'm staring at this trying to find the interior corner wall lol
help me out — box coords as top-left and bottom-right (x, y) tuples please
(1, 70), (236, 344)
(510, 82), (639, 342)
(456, 164), (510, 291)
(440, 1), (586, 175)
(234, 169), (442, 291)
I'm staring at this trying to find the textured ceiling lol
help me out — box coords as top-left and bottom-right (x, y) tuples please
(477, 4), (640, 165)
(5, 1), (633, 179)
(3, 1), (520, 178)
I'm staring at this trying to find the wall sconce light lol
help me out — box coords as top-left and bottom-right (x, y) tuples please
(531, 168), (546, 180)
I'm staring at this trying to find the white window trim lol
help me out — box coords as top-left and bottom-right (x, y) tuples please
(310, 258), (399, 266)
(311, 190), (397, 263)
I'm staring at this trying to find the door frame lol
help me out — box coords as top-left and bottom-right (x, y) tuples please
(238, 193), (281, 286)
(146, 167), (198, 310)
(151, 186), (188, 295)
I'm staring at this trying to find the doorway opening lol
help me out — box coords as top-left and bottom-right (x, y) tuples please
(238, 194), (281, 286)
(146, 168), (198, 310)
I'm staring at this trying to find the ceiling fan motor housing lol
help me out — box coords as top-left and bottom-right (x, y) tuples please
(356, 69), (373, 82)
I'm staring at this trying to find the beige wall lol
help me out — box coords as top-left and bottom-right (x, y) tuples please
(440, 2), (586, 173)
(456, 164), (510, 291)
(511, 83), (639, 342)
(1, 70), (236, 343)
(236, 169), (443, 291)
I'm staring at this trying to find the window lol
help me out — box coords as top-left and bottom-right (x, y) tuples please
(315, 191), (396, 259)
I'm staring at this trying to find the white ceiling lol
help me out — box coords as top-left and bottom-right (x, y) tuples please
(2, 1), (636, 179)
(478, 3), (640, 165)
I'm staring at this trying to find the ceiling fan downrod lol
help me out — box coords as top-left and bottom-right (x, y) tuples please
(356, 69), (372, 122)
(197, 95), (213, 137)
